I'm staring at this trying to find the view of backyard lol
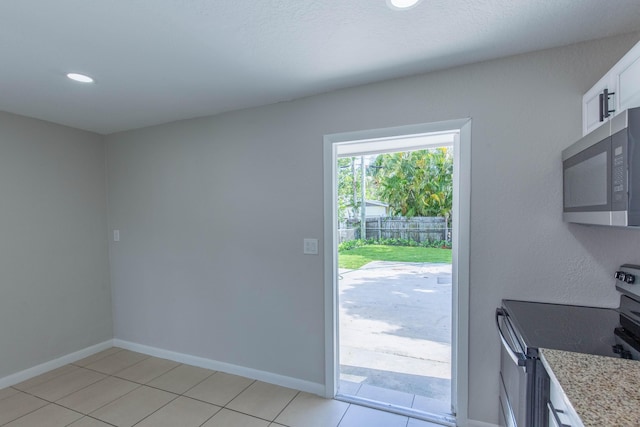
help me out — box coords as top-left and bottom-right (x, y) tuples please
(337, 255), (453, 415)
(336, 146), (454, 418)
(338, 244), (452, 269)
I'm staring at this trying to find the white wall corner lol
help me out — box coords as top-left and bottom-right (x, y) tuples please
(113, 339), (325, 396)
(0, 340), (114, 389)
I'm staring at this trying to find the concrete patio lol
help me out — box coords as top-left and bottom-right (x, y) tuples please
(338, 261), (452, 415)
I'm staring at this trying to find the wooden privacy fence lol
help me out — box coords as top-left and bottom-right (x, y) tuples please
(340, 217), (450, 243)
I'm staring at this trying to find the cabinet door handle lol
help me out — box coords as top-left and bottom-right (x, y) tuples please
(599, 89), (616, 122)
(603, 89), (616, 119)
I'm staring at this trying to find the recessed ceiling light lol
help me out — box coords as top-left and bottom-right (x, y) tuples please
(66, 73), (94, 83)
(386, 0), (421, 10)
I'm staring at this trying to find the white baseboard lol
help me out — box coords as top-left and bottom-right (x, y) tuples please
(0, 340), (114, 389)
(113, 339), (325, 396)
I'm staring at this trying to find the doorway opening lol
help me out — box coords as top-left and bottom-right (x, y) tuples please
(337, 145), (453, 422)
(323, 119), (471, 426)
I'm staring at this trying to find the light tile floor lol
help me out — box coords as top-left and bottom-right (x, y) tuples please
(0, 348), (444, 427)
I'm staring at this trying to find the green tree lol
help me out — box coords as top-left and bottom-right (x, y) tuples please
(372, 148), (453, 220)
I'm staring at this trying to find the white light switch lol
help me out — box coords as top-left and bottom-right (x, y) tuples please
(303, 238), (318, 255)
(113, 230), (120, 242)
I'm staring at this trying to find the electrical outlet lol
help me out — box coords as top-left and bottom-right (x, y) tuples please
(303, 238), (318, 255)
(113, 230), (120, 242)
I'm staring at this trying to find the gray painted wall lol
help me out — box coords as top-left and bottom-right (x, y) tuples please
(0, 112), (112, 378)
(105, 33), (640, 425)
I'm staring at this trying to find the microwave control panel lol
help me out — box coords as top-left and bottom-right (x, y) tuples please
(612, 130), (627, 210)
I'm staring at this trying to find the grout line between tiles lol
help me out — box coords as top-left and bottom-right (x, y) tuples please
(0, 388), (20, 404)
(336, 402), (351, 427)
(1, 402), (84, 427)
(180, 378), (295, 425)
(222, 378), (257, 407)
(117, 360), (182, 386)
(87, 353), (152, 377)
(12, 366), (81, 393)
(127, 391), (181, 427)
(162, 365), (217, 396)
(151, 362), (182, 376)
(270, 390), (300, 424)
(194, 404), (224, 427)
(108, 375), (155, 387)
(71, 348), (126, 368)
(64, 413), (119, 427)
(118, 368), (281, 426)
(55, 381), (144, 416)
(221, 407), (281, 424)
(0, 395), (48, 426)
(109, 356), (154, 379)
(15, 370), (106, 406)
(184, 373), (258, 409)
(49, 403), (86, 426)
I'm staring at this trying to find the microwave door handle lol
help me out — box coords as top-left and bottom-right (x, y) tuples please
(496, 308), (527, 367)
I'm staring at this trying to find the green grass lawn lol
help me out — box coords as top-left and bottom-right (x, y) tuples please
(338, 244), (452, 269)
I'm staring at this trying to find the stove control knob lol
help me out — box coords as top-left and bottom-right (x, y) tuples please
(615, 271), (627, 282)
(625, 273), (636, 284)
(612, 344), (624, 354)
(621, 350), (633, 360)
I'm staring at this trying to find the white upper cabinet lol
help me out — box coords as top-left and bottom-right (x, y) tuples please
(583, 40), (640, 136)
(617, 48), (640, 112)
(583, 77), (612, 135)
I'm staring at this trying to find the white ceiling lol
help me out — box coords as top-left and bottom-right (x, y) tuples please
(1, 0), (640, 135)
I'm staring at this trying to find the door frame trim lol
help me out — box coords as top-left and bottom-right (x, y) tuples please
(322, 118), (471, 423)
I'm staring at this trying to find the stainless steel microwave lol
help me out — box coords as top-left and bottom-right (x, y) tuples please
(562, 107), (640, 226)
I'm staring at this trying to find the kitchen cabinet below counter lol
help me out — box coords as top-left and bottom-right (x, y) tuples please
(540, 348), (640, 427)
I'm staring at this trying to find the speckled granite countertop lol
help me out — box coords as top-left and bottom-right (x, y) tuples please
(541, 348), (640, 427)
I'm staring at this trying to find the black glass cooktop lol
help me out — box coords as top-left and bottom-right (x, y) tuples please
(502, 300), (620, 358)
